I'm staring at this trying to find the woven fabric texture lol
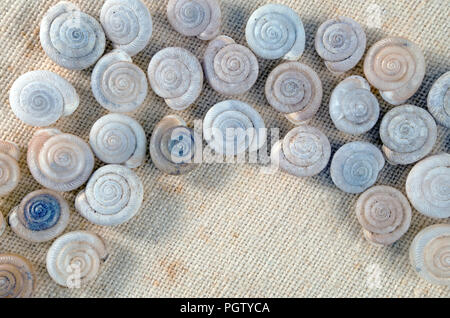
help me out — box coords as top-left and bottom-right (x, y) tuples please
(0, 0), (448, 298)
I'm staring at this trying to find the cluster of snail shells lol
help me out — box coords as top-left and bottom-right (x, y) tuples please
(0, 141), (20, 196)
(427, 71), (450, 128)
(0, 253), (36, 298)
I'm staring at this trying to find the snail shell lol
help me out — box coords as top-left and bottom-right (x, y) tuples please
(265, 62), (323, 125)
(364, 37), (425, 105)
(245, 4), (305, 60)
(167, 0), (221, 40)
(406, 153), (450, 219)
(329, 75), (379, 135)
(27, 129), (95, 192)
(40, 1), (106, 70)
(0, 140), (20, 196)
(75, 165), (143, 226)
(9, 70), (79, 127)
(356, 185), (412, 245)
(8, 189), (70, 243)
(271, 126), (331, 177)
(203, 100), (266, 155)
(410, 224), (450, 286)
(92, 50), (148, 113)
(315, 17), (366, 74)
(379, 105), (437, 165)
(330, 141), (385, 194)
(427, 71), (450, 128)
(46, 230), (108, 287)
(100, 0), (153, 56)
(150, 115), (199, 175)
(203, 35), (259, 96)
(148, 47), (203, 110)
(0, 253), (36, 298)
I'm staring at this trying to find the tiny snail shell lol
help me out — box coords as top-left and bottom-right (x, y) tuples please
(406, 153), (450, 219)
(75, 165), (143, 226)
(265, 62), (323, 125)
(90, 113), (146, 168)
(356, 185), (412, 245)
(315, 17), (366, 74)
(92, 50), (148, 113)
(0, 140), (20, 196)
(271, 126), (331, 177)
(167, 0), (221, 40)
(0, 213), (5, 237)
(100, 0), (153, 56)
(0, 253), (36, 298)
(46, 231), (108, 287)
(427, 71), (450, 128)
(245, 3), (305, 60)
(148, 47), (203, 110)
(40, 1), (106, 70)
(330, 141), (385, 194)
(203, 100), (266, 156)
(27, 129), (95, 192)
(8, 189), (70, 243)
(150, 115), (199, 175)
(410, 224), (450, 286)
(364, 37), (425, 105)
(379, 105), (437, 165)
(203, 35), (259, 96)
(9, 70), (79, 127)
(329, 75), (379, 135)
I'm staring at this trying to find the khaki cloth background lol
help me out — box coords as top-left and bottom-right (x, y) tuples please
(0, 0), (449, 298)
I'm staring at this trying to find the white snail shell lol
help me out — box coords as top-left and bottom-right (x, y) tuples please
(406, 153), (450, 219)
(379, 105), (437, 165)
(27, 129), (95, 192)
(46, 230), (108, 287)
(75, 165), (143, 226)
(40, 1), (106, 70)
(150, 115), (199, 175)
(271, 126), (331, 177)
(356, 185), (412, 245)
(0, 253), (36, 298)
(329, 75), (379, 135)
(9, 70), (79, 127)
(331, 141), (385, 194)
(203, 100), (266, 155)
(265, 62), (323, 125)
(167, 0), (221, 40)
(245, 3), (305, 60)
(148, 47), (203, 110)
(203, 35), (259, 96)
(315, 17), (366, 74)
(410, 224), (450, 286)
(0, 140), (20, 196)
(8, 189), (70, 243)
(364, 37), (425, 105)
(427, 71), (450, 128)
(92, 50), (148, 113)
(100, 0), (153, 56)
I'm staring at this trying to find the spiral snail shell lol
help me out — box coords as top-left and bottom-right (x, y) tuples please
(364, 37), (425, 105)
(46, 231), (108, 287)
(100, 0), (153, 56)
(410, 224), (450, 286)
(8, 189), (70, 243)
(406, 153), (450, 219)
(330, 141), (385, 194)
(329, 76), (379, 135)
(379, 105), (437, 165)
(271, 126), (331, 177)
(27, 129), (95, 192)
(9, 71), (79, 127)
(203, 35), (259, 96)
(40, 1), (106, 70)
(245, 4), (305, 60)
(427, 71), (450, 128)
(148, 47), (203, 110)
(0, 140), (20, 196)
(167, 0), (221, 40)
(0, 253), (36, 298)
(315, 17), (366, 74)
(75, 165), (143, 226)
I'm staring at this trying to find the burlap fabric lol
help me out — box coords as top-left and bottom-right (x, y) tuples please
(0, 0), (448, 298)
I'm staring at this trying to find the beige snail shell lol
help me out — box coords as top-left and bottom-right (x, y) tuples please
(0, 140), (20, 196)
(427, 71), (450, 128)
(0, 253), (36, 298)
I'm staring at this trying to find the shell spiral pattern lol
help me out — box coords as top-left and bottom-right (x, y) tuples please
(0, 141), (20, 196)
(427, 71), (450, 128)
(0, 253), (36, 298)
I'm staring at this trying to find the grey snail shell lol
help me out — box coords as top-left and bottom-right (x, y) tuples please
(0, 140), (20, 196)
(427, 71), (450, 128)
(0, 253), (36, 298)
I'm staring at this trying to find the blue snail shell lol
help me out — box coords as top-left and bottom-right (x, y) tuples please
(23, 194), (60, 231)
